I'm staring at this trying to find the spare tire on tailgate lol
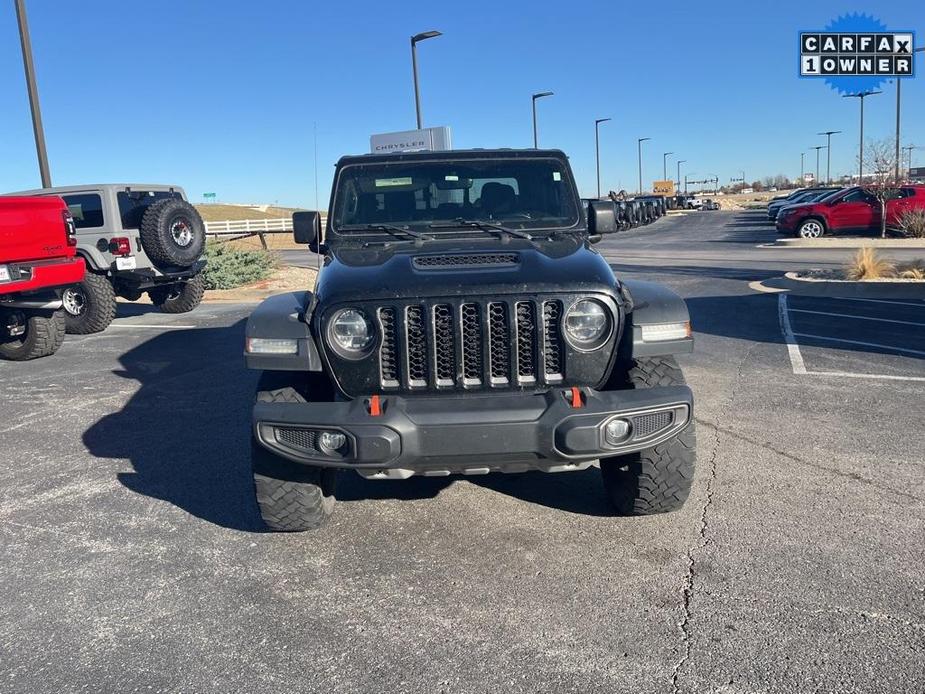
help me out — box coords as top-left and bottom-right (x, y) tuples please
(139, 198), (206, 268)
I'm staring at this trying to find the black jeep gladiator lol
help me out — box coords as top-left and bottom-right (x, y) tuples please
(244, 149), (695, 530)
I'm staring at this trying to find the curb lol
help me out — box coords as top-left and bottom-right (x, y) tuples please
(755, 273), (925, 299)
(773, 237), (925, 249)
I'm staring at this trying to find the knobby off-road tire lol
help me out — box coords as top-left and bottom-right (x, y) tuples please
(139, 198), (206, 268)
(252, 373), (337, 531)
(0, 309), (65, 361)
(62, 271), (117, 335)
(149, 273), (205, 314)
(600, 356), (696, 515)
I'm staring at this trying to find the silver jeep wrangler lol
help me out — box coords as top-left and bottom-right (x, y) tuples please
(10, 184), (207, 334)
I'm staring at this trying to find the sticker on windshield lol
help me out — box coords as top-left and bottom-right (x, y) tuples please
(445, 175), (459, 181)
(375, 177), (413, 187)
(553, 171), (562, 181)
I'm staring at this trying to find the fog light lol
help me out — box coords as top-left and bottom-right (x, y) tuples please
(246, 337), (298, 354)
(318, 431), (347, 453)
(604, 418), (631, 446)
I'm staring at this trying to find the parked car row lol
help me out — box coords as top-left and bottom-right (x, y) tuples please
(769, 184), (925, 238)
(1, 184), (207, 360)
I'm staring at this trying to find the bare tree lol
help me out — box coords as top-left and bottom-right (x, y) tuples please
(861, 139), (903, 239)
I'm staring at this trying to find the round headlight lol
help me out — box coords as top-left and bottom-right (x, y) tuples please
(328, 308), (374, 358)
(564, 299), (611, 350)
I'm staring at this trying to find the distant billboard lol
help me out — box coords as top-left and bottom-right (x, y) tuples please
(653, 180), (675, 196)
(370, 127), (452, 154)
(909, 166), (925, 181)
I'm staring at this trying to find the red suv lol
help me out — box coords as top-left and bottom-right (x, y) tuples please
(776, 185), (925, 238)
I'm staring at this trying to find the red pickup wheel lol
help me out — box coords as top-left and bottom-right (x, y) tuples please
(0, 309), (65, 361)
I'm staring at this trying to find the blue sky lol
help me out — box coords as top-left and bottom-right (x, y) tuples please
(1, 1), (923, 206)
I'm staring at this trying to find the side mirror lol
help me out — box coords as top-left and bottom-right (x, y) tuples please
(293, 211), (322, 249)
(588, 200), (618, 234)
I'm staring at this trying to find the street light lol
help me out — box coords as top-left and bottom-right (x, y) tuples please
(14, 0), (51, 187)
(662, 152), (674, 182)
(800, 152), (805, 183)
(531, 91), (553, 149)
(676, 160), (686, 193)
(810, 146), (826, 183)
(410, 30), (442, 129)
(843, 90), (881, 181)
(637, 137), (651, 195)
(594, 118), (611, 198)
(818, 131), (841, 184)
(893, 47), (925, 181)
(902, 145), (919, 176)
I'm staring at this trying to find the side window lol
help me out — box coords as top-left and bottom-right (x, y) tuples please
(62, 194), (104, 229)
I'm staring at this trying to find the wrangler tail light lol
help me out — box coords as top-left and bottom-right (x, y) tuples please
(110, 237), (131, 256)
(63, 210), (77, 246)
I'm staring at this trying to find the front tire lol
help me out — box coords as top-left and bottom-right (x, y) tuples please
(251, 372), (337, 531)
(149, 274), (205, 314)
(797, 218), (825, 239)
(62, 272), (117, 334)
(600, 356), (696, 515)
(0, 309), (65, 361)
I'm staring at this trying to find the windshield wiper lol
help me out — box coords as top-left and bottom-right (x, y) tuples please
(428, 218), (534, 240)
(340, 223), (435, 241)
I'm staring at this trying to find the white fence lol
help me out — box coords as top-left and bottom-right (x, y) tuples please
(204, 216), (327, 248)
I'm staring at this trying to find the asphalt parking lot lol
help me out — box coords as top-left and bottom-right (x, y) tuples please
(1, 211), (923, 693)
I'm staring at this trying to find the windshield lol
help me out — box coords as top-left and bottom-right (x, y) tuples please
(331, 158), (580, 233)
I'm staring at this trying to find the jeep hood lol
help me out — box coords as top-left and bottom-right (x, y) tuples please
(314, 237), (619, 306)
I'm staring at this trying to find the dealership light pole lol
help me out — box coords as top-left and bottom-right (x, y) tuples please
(637, 137), (650, 194)
(843, 90), (881, 181)
(811, 145), (825, 184)
(818, 131), (841, 184)
(894, 47), (925, 181)
(531, 91), (553, 149)
(411, 30), (442, 129)
(662, 152), (673, 182)
(594, 118), (611, 198)
(676, 159), (686, 193)
(800, 152), (805, 183)
(14, 0), (51, 187)
(902, 145), (919, 177)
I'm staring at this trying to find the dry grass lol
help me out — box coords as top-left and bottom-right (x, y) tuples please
(897, 210), (925, 239)
(194, 204), (298, 222)
(844, 248), (895, 280)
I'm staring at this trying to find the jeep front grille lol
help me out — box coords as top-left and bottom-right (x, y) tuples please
(374, 298), (565, 391)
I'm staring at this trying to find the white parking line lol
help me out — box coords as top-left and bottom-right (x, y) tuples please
(108, 323), (197, 329)
(778, 294), (807, 374)
(777, 293), (925, 382)
(788, 308), (925, 328)
(817, 297), (925, 309)
(791, 332), (925, 357)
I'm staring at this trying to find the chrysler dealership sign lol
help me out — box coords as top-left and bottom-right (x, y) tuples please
(370, 127), (452, 154)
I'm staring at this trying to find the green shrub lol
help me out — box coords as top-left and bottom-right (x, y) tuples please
(202, 242), (275, 290)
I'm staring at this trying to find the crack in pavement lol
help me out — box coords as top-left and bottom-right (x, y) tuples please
(693, 417), (923, 504)
(670, 417), (719, 694)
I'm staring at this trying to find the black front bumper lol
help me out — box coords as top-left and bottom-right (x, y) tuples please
(253, 386), (693, 478)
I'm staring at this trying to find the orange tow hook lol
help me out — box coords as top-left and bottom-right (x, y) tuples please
(569, 387), (583, 409)
(368, 395), (382, 417)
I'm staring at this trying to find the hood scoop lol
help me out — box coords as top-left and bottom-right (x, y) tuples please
(412, 253), (519, 270)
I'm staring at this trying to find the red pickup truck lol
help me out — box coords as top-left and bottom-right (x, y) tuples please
(776, 184), (925, 238)
(1, 196), (85, 360)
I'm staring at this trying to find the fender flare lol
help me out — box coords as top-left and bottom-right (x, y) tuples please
(244, 291), (322, 371)
(618, 279), (693, 359)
